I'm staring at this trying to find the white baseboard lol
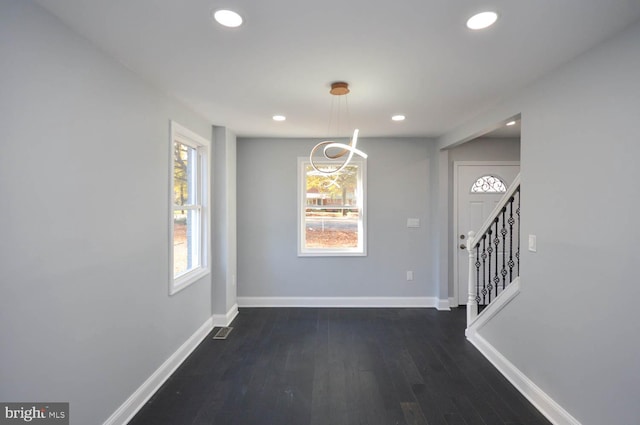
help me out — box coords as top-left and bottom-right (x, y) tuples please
(103, 315), (215, 425)
(437, 298), (451, 311)
(468, 333), (581, 425)
(213, 303), (239, 326)
(237, 296), (439, 308)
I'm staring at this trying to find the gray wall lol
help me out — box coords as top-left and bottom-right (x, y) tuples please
(446, 138), (521, 299)
(439, 20), (640, 425)
(0, 2), (214, 424)
(237, 137), (438, 300)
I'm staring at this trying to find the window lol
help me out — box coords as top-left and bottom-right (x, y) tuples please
(298, 157), (366, 256)
(471, 175), (507, 193)
(170, 121), (210, 294)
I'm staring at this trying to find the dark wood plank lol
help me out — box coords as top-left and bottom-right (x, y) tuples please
(401, 401), (430, 425)
(129, 307), (552, 425)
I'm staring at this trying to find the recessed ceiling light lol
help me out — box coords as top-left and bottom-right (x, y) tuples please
(272, 115), (286, 121)
(466, 11), (498, 30)
(506, 120), (516, 126)
(392, 115), (406, 121)
(213, 9), (243, 28)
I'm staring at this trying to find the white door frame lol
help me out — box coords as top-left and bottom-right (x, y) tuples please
(452, 161), (520, 307)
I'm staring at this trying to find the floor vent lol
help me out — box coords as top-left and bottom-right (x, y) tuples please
(213, 326), (233, 340)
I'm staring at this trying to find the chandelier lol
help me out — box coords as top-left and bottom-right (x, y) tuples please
(309, 82), (368, 175)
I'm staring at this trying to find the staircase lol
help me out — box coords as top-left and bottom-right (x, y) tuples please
(466, 174), (521, 328)
(462, 175), (581, 424)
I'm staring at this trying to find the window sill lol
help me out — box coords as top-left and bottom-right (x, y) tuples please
(170, 267), (210, 296)
(298, 250), (367, 257)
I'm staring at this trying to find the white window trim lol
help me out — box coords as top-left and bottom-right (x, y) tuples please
(297, 157), (367, 257)
(169, 121), (211, 295)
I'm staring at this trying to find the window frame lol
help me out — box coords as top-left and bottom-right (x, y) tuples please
(470, 174), (508, 193)
(169, 121), (211, 295)
(297, 157), (367, 257)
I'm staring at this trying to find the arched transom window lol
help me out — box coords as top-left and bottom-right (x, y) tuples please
(471, 175), (507, 193)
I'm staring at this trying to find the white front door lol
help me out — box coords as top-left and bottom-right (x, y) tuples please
(454, 162), (520, 306)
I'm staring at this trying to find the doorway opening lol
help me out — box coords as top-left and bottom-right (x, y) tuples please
(446, 117), (521, 307)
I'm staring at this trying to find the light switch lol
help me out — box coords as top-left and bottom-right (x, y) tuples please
(528, 235), (537, 252)
(407, 218), (420, 228)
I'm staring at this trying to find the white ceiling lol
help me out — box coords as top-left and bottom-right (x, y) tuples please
(36, 0), (640, 138)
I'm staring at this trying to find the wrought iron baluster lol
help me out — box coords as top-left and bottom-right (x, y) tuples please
(475, 243), (481, 306)
(481, 236), (487, 305)
(501, 207), (507, 290)
(508, 196), (515, 283)
(486, 229), (493, 303)
(494, 219), (500, 298)
(516, 187), (521, 277)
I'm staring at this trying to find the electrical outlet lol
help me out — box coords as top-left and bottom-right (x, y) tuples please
(406, 271), (414, 281)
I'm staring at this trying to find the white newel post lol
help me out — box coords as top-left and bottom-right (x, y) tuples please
(467, 231), (477, 325)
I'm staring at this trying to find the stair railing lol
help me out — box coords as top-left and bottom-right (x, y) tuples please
(467, 174), (521, 325)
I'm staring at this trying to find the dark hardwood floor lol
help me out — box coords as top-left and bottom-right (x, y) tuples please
(129, 308), (551, 425)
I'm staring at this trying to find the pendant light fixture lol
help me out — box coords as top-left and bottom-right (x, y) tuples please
(309, 82), (367, 175)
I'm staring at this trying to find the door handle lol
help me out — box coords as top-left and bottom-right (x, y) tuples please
(460, 244), (466, 250)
